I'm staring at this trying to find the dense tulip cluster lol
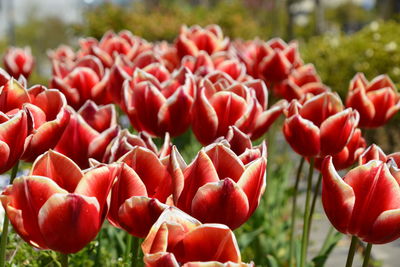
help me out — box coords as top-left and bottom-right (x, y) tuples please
(0, 23), (400, 267)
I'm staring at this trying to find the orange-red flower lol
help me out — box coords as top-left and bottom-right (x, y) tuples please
(1, 150), (117, 253)
(142, 208), (254, 267)
(122, 67), (195, 137)
(346, 73), (400, 128)
(322, 157), (400, 244)
(283, 92), (359, 157)
(55, 100), (118, 168)
(176, 25), (229, 58)
(170, 143), (266, 229)
(192, 75), (286, 145)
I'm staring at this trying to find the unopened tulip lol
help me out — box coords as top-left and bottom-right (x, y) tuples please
(3, 47), (34, 79)
(142, 207), (254, 267)
(346, 73), (400, 128)
(1, 150), (117, 253)
(322, 157), (400, 244)
(170, 143), (266, 229)
(283, 92), (359, 157)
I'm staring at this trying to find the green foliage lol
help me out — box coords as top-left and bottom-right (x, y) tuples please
(74, 0), (275, 42)
(302, 20), (400, 98)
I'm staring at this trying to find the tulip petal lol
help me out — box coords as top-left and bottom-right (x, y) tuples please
(192, 88), (218, 145)
(30, 150), (83, 192)
(118, 147), (171, 201)
(205, 144), (245, 182)
(191, 178), (249, 229)
(251, 100), (286, 140)
(321, 157), (355, 234)
(283, 115), (320, 157)
(118, 196), (168, 238)
(2, 176), (67, 249)
(177, 151), (219, 213)
(38, 193), (100, 254)
(237, 158), (266, 216)
(369, 209), (400, 244)
(144, 252), (179, 267)
(173, 224), (241, 263)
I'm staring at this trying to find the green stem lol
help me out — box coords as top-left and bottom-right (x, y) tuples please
(289, 157), (305, 267)
(125, 234), (133, 264)
(300, 157), (314, 267)
(94, 228), (102, 266)
(345, 236), (359, 267)
(318, 225), (335, 255)
(307, 172), (322, 240)
(59, 253), (68, 267)
(362, 243), (373, 267)
(131, 237), (140, 267)
(0, 162), (19, 267)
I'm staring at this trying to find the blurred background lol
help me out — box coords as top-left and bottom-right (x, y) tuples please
(1, 0), (399, 150)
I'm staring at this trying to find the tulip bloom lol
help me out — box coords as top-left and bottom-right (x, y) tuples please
(122, 67), (195, 137)
(3, 47), (34, 79)
(142, 207), (254, 267)
(358, 144), (400, 169)
(170, 143), (266, 229)
(322, 157), (400, 244)
(0, 79), (71, 161)
(51, 55), (110, 109)
(273, 64), (329, 101)
(182, 51), (247, 81)
(192, 75), (286, 145)
(55, 100), (118, 168)
(176, 25), (229, 58)
(102, 129), (171, 163)
(107, 146), (173, 237)
(1, 150), (117, 253)
(346, 73), (400, 128)
(283, 92), (359, 157)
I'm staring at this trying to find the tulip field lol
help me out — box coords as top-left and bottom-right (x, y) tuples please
(0, 24), (399, 267)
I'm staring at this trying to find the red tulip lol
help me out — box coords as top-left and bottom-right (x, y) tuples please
(346, 73), (400, 128)
(0, 110), (29, 173)
(0, 150), (117, 253)
(142, 207), (253, 267)
(192, 75), (286, 145)
(55, 100), (118, 168)
(107, 146), (173, 237)
(122, 67), (195, 137)
(170, 143), (266, 229)
(358, 144), (400, 167)
(51, 55), (110, 109)
(3, 47), (34, 79)
(78, 30), (152, 68)
(273, 64), (329, 101)
(313, 128), (366, 171)
(176, 25), (229, 58)
(182, 51), (247, 81)
(102, 129), (171, 163)
(0, 79), (71, 161)
(322, 156), (400, 244)
(283, 92), (359, 157)
(234, 38), (303, 84)
(47, 45), (76, 63)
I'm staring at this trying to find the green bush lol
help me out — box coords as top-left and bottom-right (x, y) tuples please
(302, 20), (400, 98)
